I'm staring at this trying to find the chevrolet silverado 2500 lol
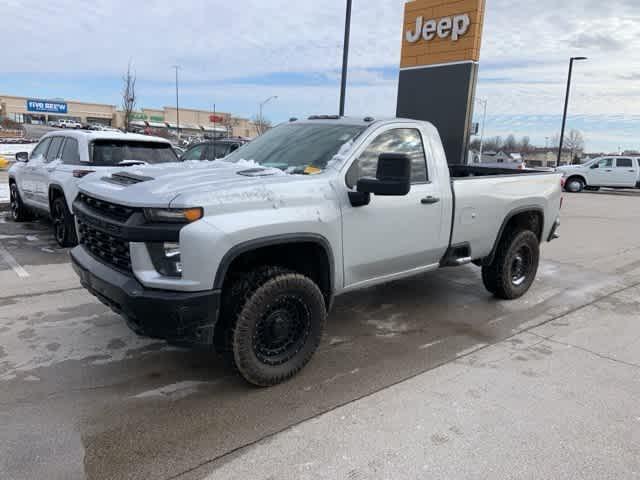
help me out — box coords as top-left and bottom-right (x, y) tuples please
(70, 117), (562, 386)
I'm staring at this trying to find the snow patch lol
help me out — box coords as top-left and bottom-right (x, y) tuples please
(133, 380), (210, 400)
(326, 139), (355, 170)
(0, 183), (9, 203)
(0, 143), (37, 157)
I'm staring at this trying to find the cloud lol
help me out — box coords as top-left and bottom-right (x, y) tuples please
(568, 33), (624, 51)
(0, 0), (639, 151)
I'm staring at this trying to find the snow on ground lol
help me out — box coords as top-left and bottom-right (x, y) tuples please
(0, 143), (37, 157)
(0, 182), (9, 203)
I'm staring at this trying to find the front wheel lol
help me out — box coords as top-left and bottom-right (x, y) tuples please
(51, 197), (77, 247)
(230, 269), (326, 386)
(565, 177), (585, 193)
(481, 230), (540, 300)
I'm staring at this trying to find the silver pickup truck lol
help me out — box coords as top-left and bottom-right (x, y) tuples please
(70, 116), (562, 385)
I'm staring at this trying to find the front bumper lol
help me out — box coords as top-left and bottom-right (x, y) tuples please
(70, 246), (220, 348)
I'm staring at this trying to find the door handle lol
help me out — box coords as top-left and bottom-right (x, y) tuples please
(421, 196), (440, 205)
(604, 169), (612, 172)
(629, 170), (636, 173)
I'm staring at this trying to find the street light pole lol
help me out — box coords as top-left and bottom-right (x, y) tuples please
(476, 98), (488, 163)
(339, 0), (352, 117)
(258, 96), (277, 135)
(557, 56), (587, 166)
(172, 65), (181, 139)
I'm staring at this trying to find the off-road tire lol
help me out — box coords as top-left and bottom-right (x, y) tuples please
(481, 266), (498, 294)
(481, 230), (539, 300)
(9, 182), (30, 222)
(225, 266), (326, 386)
(51, 196), (77, 247)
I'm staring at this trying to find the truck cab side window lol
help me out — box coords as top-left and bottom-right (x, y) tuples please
(347, 128), (428, 188)
(595, 158), (613, 168)
(616, 158), (632, 168)
(182, 144), (205, 161)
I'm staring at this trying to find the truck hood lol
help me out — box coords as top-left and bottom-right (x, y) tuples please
(77, 160), (329, 209)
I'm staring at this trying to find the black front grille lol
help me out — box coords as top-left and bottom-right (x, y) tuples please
(78, 219), (131, 272)
(77, 193), (136, 222)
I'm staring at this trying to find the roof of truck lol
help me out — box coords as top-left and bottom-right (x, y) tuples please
(294, 115), (432, 126)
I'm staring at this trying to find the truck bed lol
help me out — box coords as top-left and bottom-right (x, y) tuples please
(448, 169), (562, 261)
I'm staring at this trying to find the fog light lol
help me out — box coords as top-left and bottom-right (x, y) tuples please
(148, 242), (182, 277)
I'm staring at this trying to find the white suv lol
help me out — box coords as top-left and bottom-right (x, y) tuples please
(7, 131), (178, 247)
(50, 119), (82, 129)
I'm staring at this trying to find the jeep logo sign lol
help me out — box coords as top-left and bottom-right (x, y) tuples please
(406, 14), (470, 43)
(400, 0), (485, 69)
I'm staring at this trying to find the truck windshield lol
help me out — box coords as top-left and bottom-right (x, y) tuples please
(224, 123), (365, 172)
(91, 140), (178, 166)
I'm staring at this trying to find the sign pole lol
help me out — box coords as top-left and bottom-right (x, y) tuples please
(339, 0), (352, 117)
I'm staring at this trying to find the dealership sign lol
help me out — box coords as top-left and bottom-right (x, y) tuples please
(26, 99), (68, 114)
(406, 14), (470, 43)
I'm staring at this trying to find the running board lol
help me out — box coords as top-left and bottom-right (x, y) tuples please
(440, 243), (473, 267)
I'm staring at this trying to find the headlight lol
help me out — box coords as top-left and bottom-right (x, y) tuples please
(148, 242), (182, 277)
(144, 207), (203, 223)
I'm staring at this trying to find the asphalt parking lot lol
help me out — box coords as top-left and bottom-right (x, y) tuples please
(1, 190), (640, 480)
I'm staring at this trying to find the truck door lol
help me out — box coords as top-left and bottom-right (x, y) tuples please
(612, 158), (637, 187)
(588, 157), (614, 186)
(341, 127), (447, 288)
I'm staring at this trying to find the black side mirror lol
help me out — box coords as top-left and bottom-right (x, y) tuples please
(357, 153), (411, 196)
(15, 152), (29, 163)
(590, 164), (598, 169)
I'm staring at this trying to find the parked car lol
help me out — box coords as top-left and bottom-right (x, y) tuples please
(179, 138), (249, 161)
(7, 131), (178, 247)
(50, 119), (82, 129)
(69, 116), (562, 386)
(556, 156), (640, 192)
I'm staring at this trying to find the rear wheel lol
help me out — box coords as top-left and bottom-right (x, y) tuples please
(51, 196), (77, 247)
(9, 183), (29, 222)
(481, 230), (540, 300)
(226, 267), (326, 386)
(565, 177), (585, 193)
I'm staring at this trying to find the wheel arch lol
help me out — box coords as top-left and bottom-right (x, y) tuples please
(48, 184), (66, 208)
(565, 174), (587, 189)
(482, 206), (544, 266)
(214, 233), (335, 307)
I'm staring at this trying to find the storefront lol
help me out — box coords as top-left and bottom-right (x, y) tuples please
(0, 94), (116, 126)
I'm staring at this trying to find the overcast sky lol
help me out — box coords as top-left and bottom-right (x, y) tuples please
(2, 0), (639, 152)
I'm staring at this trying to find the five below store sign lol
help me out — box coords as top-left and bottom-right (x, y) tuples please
(27, 99), (68, 114)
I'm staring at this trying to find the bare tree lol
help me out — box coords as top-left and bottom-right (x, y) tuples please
(221, 115), (239, 138)
(252, 115), (272, 136)
(504, 134), (517, 153)
(519, 136), (532, 153)
(564, 129), (585, 163)
(121, 61), (137, 132)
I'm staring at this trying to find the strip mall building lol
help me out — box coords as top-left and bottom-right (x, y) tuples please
(0, 93), (258, 138)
